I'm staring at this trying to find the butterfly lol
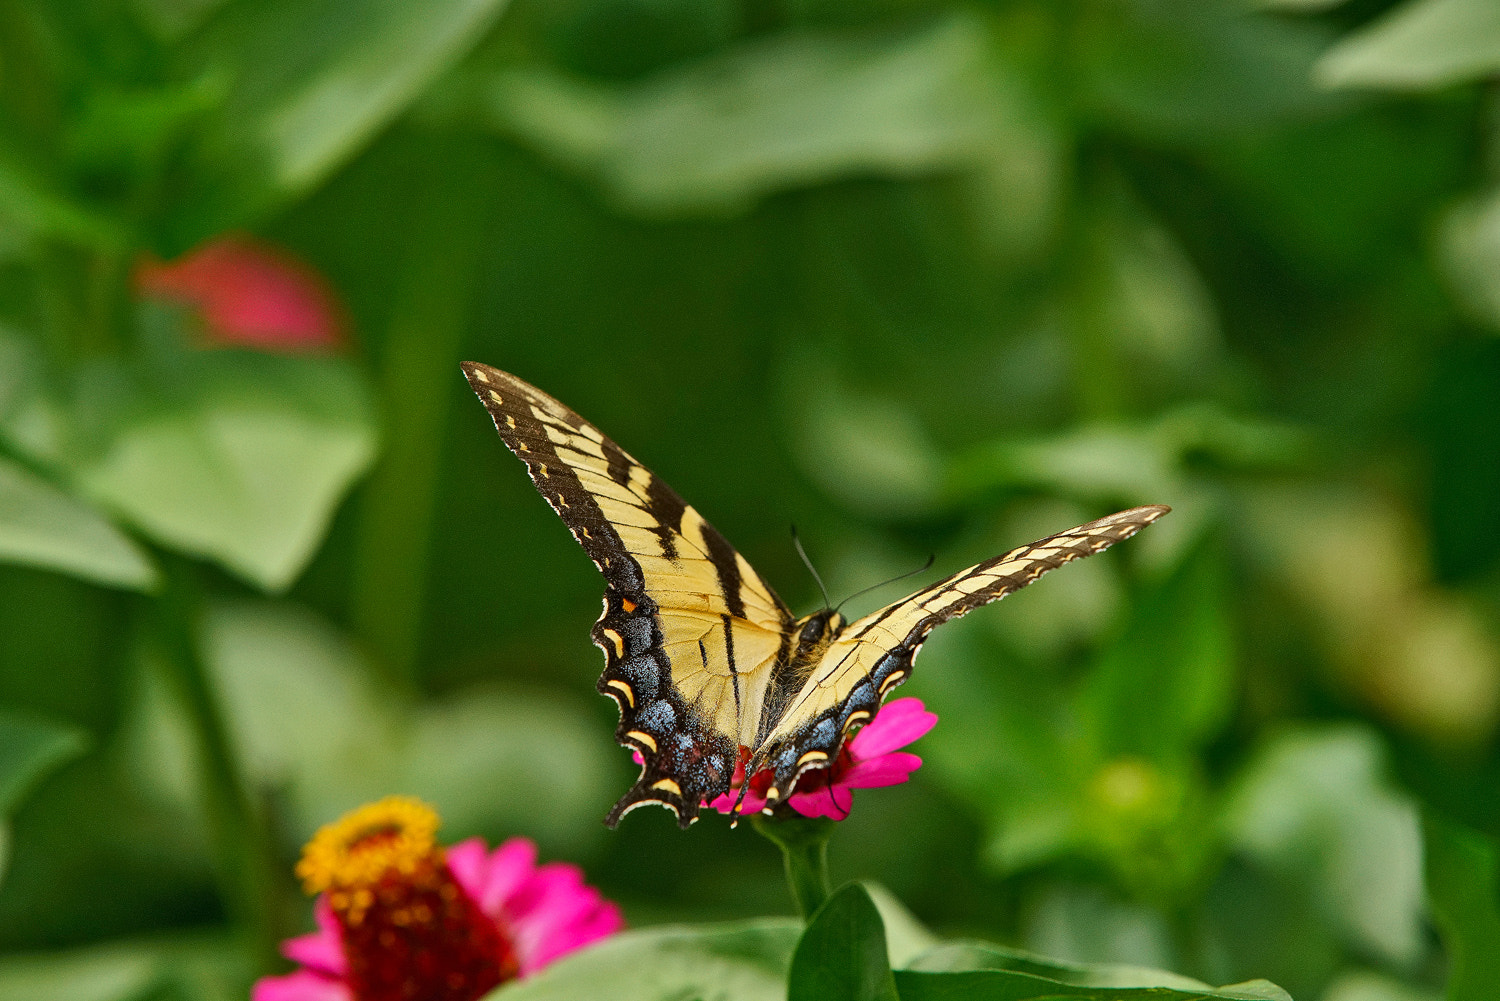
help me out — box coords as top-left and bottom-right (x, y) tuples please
(462, 362), (1169, 828)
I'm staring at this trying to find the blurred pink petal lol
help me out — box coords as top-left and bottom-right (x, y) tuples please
(478, 837), (539, 914)
(251, 970), (351, 1001)
(280, 896), (344, 977)
(444, 836), (490, 897)
(135, 235), (345, 352)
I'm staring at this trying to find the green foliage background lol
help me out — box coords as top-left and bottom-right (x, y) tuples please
(2, 0), (1500, 998)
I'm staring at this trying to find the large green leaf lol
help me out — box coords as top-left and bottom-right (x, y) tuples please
(0, 456), (158, 591)
(893, 968), (1290, 1000)
(486, 13), (1052, 217)
(172, 0), (513, 241)
(905, 940), (1289, 998)
(789, 883), (899, 1001)
(1424, 812), (1500, 1001)
(487, 918), (800, 1001)
(1316, 0), (1500, 90)
(76, 352), (377, 592)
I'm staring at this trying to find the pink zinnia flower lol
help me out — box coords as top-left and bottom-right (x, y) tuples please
(708, 697), (937, 820)
(253, 797), (622, 1001)
(135, 235), (345, 352)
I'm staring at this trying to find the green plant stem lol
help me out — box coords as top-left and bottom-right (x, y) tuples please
(350, 139), (496, 689)
(146, 558), (282, 964)
(752, 815), (835, 919)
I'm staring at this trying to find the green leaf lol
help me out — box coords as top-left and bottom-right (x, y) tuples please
(0, 944), (161, 1001)
(487, 918), (800, 1001)
(1081, 537), (1234, 761)
(892, 967), (1291, 1000)
(1224, 726), (1426, 967)
(0, 456), (158, 591)
(175, 0), (513, 239)
(0, 711), (86, 817)
(905, 940), (1290, 999)
(1316, 0), (1500, 90)
(1424, 812), (1500, 1001)
(788, 883), (899, 1001)
(76, 353), (377, 592)
(487, 13), (1041, 217)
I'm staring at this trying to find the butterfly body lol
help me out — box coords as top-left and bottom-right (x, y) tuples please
(462, 361), (1168, 828)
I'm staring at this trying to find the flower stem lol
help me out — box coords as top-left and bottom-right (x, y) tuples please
(146, 558), (283, 964)
(752, 815), (835, 919)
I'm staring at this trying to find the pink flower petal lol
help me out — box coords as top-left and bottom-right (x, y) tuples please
(444, 837), (489, 899)
(523, 900), (624, 970)
(251, 970), (352, 1001)
(508, 863), (610, 972)
(848, 698), (936, 759)
(707, 788), (769, 816)
(281, 897), (346, 977)
(839, 752), (923, 789)
(478, 837), (538, 916)
(789, 782), (854, 820)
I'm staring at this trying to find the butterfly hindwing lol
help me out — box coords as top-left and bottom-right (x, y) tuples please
(752, 505), (1171, 803)
(461, 362), (793, 826)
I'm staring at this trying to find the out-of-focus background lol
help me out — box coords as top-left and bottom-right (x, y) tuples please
(2, 0), (1499, 998)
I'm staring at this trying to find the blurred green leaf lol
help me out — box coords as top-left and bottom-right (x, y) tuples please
(892, 967), (1291, 1000)
(907, 938), (1284, 997)
(486, 918), (800, 1001)
(0, 147), (127, 253)
(1224, 726), (1426, 968)
(486, 13), (1045, 217)
(76, 352), (377, 592)
(173, 0), (513, 241)
(0, 456), (158, 591)
(131, 599), (617, 851)
(0, 711), (86, 817)
(1438, 186), (1500, 332)
(789, 883), (899, 1001)
(0, 944), (160, 1001)
(1424, 812), (1500, 1001)
(1316, 0), (1500, 90)
(1081, 538), (1233, 762)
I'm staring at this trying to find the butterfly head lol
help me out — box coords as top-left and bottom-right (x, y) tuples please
(793, 609), (845, 662)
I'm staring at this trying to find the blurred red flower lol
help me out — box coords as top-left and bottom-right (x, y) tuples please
(135, 235), (345, 352)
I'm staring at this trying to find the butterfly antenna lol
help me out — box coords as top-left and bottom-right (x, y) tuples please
(791, 525), (833, 611)
(834, 554), (936, 614)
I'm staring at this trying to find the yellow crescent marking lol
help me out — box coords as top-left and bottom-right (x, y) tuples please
(765, 786), (781, 800)
(601, 628), (624, 657)
(487, 390), (502, 404)
(606, 679), (634, 707)
(471, 368), (490, 383)
(505, 415), (516, 428)
(581, 527), (591, 539)
(843, 711), (871, 731)
(621, 598), (637, 613)
(651, 779), (682, 796)
(538, 463), (548, 477)
(518, 441), (529, 451)
(557, 493), (569, 508)
(626, 730), (657, 752)
(879, 671), (906, 694)
(797, 750), (828, 766)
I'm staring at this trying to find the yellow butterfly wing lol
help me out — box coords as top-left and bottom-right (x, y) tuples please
(750, 506), (1171, 804)
(462, 362), (792, 826)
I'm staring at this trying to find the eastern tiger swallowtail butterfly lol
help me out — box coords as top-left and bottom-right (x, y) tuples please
(462, 362), (1168, 828)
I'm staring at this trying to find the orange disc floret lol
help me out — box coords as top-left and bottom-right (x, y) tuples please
(296, 796), (443, 899)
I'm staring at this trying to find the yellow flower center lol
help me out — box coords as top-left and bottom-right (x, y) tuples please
(296, 796), (443, 897)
